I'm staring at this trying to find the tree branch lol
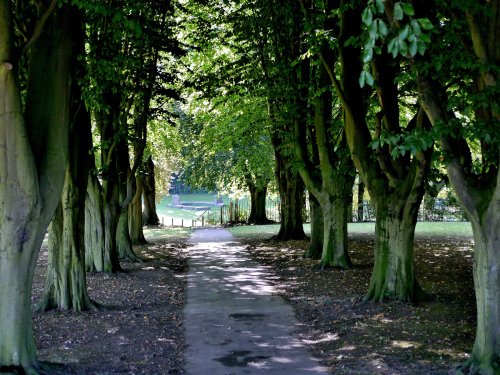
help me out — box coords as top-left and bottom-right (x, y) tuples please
(21, 0), (56, 56)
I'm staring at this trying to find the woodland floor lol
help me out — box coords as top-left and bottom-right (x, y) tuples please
(31, 226), (476, 374)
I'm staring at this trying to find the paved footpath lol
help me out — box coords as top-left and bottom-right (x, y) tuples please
(184, 228), (329, 374)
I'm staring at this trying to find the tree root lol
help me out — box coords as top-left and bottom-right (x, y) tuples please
(455, 357), (500, 375)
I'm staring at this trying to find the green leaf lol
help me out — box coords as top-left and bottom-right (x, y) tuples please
(418, 18), (433, 30)
(375, 0), (385, 13)
(359, 71), (366, 88)
(409, 39), (418, 56)
(411, 20), (421, 35)
(365, 71), (374, 86)
(420, 33), (431, 43)
(362, 8), (374, 25)
(378, 20), (388, 36)
(369, 20), (378, 37)
(388, 38), (398, 58)
(399, 25), (409, 40)
(363, 48), (374, 63)
(398, 39), (408, 56)
(401, 2), (414, 16)
(393, 3), (404, 21)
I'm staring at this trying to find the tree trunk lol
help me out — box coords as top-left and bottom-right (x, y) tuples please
(101, 187), (122, 273)
(37, 198), (95, 312)
(142, 156), (160, 225)
(117, 210), (141, 261)
(0, 3), (75, 371)
(364, 197), (420, 302)
(247, 181), (270, 224)
(275, 155), (306, 240)
(85, 173), (106, 272)
(38, 130), (94, 311)
(129, 174), (147, 244)
(459, 189), (500, 374)
(318, 194), (352, 269)
(357, 181), (365, 222)
(304, 194), (323, 259)
(115, 136), (141, 262)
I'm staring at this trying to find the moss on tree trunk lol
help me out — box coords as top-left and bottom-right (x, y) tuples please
(364, 198), (420, 302)
(318, 194), (352, 269)
(304, 194), (323, 259)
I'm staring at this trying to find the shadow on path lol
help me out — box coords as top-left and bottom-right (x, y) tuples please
(184, 228), (329, 374)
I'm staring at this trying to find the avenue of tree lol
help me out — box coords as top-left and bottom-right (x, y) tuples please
(0, 0), (498, 374)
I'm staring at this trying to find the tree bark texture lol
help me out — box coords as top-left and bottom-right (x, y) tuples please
(364, 196), (421, 302)
(129, 174), (147, 244)
(304, 194), (323, 259)
(116, 137), (141, 261)
(273, 151), (306, 240)
(247, 177), (270, 224)
(142, 156), (160, 225)
(85, 173), (106, 272)
(357, 181), (365, 222)
(0, 3), (75, 371)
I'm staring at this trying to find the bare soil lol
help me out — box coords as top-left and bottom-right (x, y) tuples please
(31, 228), (476, 374)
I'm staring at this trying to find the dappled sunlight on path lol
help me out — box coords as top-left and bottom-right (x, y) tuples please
(184, 228), (329, 374)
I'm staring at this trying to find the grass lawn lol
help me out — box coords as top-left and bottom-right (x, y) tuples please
(156, 194), (227, 223)
(228, 221), (473, 241)
(143, 226), (193, 242)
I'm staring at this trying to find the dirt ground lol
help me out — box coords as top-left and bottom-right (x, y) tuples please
(31, 227), (476, 374)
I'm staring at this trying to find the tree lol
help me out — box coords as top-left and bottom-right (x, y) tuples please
(312, 0), (433, 301)
(177, 94), (275, 224)
(412, 1), (500, 372)
(37, 44), (96, 311)
(294, 2), (355, 267)
(0, 2), (80, 371)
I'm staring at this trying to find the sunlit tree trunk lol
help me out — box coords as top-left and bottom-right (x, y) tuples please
(129, 174), (147, 244)
(0, 3), (75, 371)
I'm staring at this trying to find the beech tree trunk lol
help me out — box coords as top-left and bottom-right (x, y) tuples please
(357, 181), (365, 222)
(142, 156), (160, 225)
(129, 174), (147, 244)
(37, 20), (95, 312)
(247, 179), (270, 224)
(464, 201), (500, 375)
(85, 173), (106, 272)
(304, 194), (323, 259)
(364, 196), (421, 302)
(0, 3), (75, 371)
(274, 154), (306, 240)
(317, 194), (352, 269)
(117, 210), (141, 261)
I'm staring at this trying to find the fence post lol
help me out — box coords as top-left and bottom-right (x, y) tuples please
(220, 206), (223, 225)
(202, 216), (205, 227)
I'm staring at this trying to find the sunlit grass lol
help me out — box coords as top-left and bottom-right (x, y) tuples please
(228, 222), (472, 241)
(143, 226), (193, 241)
